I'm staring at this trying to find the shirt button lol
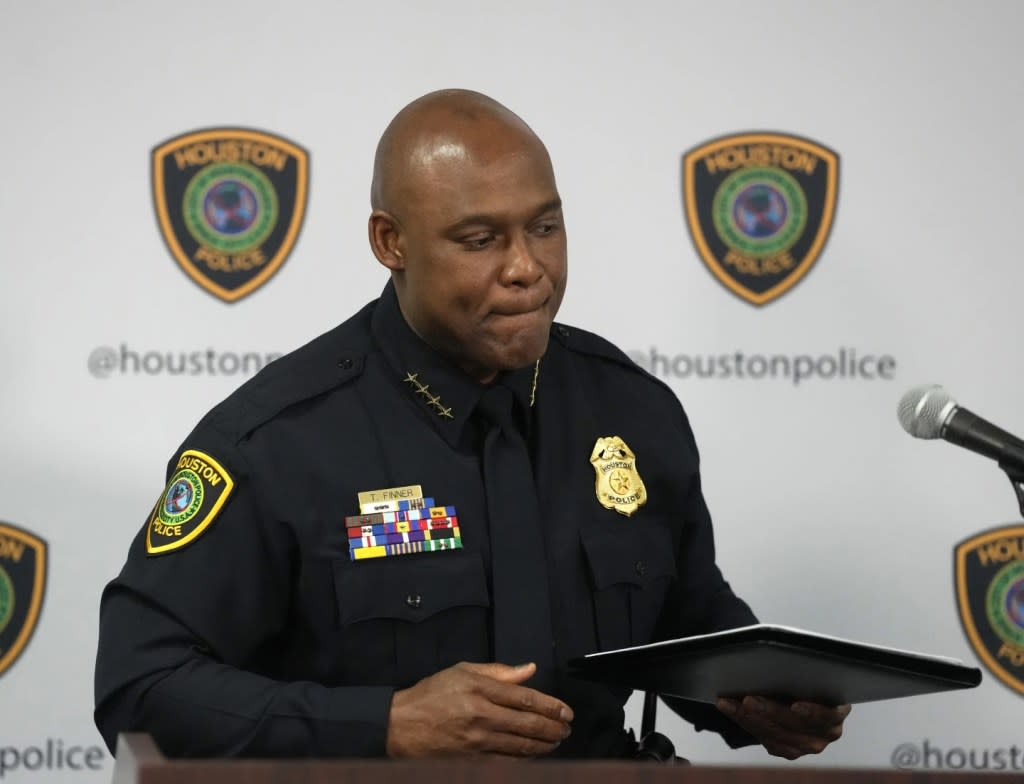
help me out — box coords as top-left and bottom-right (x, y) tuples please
(406, 593), (422, 609)
(339, 358), (354, 369)
(634, 561), (646, 576)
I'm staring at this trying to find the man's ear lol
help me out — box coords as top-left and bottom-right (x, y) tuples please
(368, 210), (405, 271)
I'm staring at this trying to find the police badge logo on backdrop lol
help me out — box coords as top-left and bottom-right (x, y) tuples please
(152, 128), (310, 303)
(955, 524), (1024, 696)
(0, 523), (47, 678)
(682, 132), (839, 306)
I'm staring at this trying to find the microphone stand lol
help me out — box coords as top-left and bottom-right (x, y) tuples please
(634, 691), (685, 763)
(1001, 464), (1024, 516)
(641, 690), (657, 739)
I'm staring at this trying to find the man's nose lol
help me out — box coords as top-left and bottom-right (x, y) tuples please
(501, 231), (543, 286)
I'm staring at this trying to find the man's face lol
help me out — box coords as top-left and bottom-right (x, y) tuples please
(389, 128), (567, 383)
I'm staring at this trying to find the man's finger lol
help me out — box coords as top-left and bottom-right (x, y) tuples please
(457, 661), (536, 684)
(761, 699), (847, 736)
(480, 702), (573, 744)
(736, 697), (845, 735)
(472, 730), (562, 758)
(478, 677), (574, 723)
(764, 742), (807, 761)
(742, 720), (831, 757)
(790, 701), (851, 731)
(724, 699), (835, 757)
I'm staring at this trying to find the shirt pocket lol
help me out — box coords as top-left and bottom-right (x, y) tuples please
(580, 522), (677, 652)
(333, 550), (491, 687)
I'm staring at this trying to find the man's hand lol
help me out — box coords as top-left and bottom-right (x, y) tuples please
(386, 662), (574, 758)
(716, 696), (851, 759)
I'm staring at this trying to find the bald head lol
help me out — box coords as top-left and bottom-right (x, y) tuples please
(366, 89), (567, 383)
(370, 89), (549, 216)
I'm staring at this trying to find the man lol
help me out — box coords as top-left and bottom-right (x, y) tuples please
(94, 89), (849, 760)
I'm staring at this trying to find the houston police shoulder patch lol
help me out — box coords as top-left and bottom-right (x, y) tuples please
(954, 523), (1024, 696)
(682, 131), (839, 307)
(152, 128), (310, 303)
(0, 522), (47, 679)
(147, 450), (235, 555)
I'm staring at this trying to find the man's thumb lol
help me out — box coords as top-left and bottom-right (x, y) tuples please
(462, 661), (536, 682)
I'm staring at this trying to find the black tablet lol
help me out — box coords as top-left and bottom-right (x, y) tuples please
(568, 625), (982, 705)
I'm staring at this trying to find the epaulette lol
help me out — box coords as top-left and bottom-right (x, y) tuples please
(549, 321), (678, 400)
(205, 305), (374, 443)
(549, 321), (643, 372)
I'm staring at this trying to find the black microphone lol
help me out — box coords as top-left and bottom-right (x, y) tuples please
(897, 385), (1024, 475)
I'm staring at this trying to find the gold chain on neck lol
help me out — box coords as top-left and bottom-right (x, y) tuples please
(530, 359), (540, 407)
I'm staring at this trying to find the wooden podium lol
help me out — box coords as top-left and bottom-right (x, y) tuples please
(111, 734), (1011, 784)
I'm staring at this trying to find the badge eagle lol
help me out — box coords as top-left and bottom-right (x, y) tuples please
(590, 436), (647, 517)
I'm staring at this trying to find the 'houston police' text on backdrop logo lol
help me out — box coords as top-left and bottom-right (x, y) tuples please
(0, 523), (46, 678)
(682, 132), (839, 306)
(152, 128), (309, 303)
(955, 524), (1024, 696)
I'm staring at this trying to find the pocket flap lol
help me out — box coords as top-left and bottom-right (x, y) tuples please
(334, 550), (490, 627)
(580, 524), (677, 590)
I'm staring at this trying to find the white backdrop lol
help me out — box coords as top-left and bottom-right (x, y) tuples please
(2, 1), (1022, 780)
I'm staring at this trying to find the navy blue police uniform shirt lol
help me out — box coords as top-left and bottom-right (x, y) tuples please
(94, 282), (757, 758)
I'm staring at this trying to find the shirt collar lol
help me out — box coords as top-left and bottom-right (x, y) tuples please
(370, 281), (539, 447)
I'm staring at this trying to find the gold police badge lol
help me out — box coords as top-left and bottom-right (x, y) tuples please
(590, 436), (647, 517)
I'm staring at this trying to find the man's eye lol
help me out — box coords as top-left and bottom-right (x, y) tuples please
(533, 222), (558, 236)
(462, 235), (493, 250)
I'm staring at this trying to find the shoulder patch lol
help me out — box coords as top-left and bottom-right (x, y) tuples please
(146, 450), (235, 555)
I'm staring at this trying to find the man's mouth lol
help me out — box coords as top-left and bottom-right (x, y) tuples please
(492, 295), (550, 318)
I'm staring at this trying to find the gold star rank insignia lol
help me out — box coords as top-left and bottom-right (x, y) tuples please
(404, 371), (456, 420)
(590, 436), (647, 517)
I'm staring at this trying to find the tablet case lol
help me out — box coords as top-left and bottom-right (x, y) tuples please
(569, 624), (982, 705)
